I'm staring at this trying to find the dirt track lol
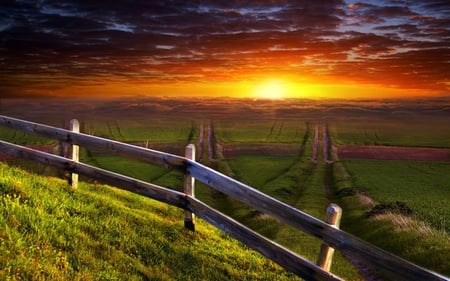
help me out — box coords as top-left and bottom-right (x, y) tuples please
(338, 145), (450, 161)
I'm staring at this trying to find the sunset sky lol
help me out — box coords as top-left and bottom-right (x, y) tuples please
(1, 1), (449, 99)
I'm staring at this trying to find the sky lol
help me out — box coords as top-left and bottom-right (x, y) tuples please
(0, 0), (449, 99)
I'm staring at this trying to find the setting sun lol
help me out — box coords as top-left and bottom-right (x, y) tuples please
(1, 1), (448, 100)
(253, 80), (286, 100)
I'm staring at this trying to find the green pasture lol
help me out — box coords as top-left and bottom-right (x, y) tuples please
(2, 105), (450, 279)
(0, 117), (197, 144)
(82, 154), (183, 189)
(0, 127), (53, 145)
(343, 159), (450, 233)
(81, 118), (197, 143)
(0, 163), (301, 281)
(214, 119), (307, 143)
(331, 159), (450, 277)
(329, 118), (450, 147)
(220, 154), (362, 280)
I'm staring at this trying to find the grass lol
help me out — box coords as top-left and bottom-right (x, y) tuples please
(80, 153), (183, 189)
(216, 151), (363, 280)
(81, 118), (197, 143)
(331, 159), (450, 277)
(329, 118), (450, 147)
(0, 117), (196, 144)
(0, 127), (53, 145)
(214, 119), (306, 143)
(2, 100), (449, 279)
(343, 159), (450, 233)
(0, 162), (301, 280)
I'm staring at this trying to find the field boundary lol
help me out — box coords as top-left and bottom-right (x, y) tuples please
(337, 145), (450, 161)
(0, 115), (448, 281)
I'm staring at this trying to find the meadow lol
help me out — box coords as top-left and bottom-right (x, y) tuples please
(329, 117), (450, 147)
(214, 119), (306, 143)
(343, 159), (450, 233)
(0, 163), (298, 280)
(1, 96), (449, 279)
(331, 158), (450, 276)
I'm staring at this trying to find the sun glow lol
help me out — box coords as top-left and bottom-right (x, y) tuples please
(253, 80), (286, 100)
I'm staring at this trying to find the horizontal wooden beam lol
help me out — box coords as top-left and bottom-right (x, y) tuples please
(0, 115), (186, 171)
(0, 140), (186, 209)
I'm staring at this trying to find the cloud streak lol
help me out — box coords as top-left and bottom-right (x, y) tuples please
(0, 0), (449, 97)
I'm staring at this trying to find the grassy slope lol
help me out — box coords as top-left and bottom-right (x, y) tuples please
(0, 163), (300, 281)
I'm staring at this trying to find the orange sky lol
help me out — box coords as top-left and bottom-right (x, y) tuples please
(0, 1), (449, 99)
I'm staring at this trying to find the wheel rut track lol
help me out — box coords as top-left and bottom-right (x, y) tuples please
(322, 122), (386, 281)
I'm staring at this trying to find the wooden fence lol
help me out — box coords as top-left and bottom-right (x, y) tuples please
(0, 115), (448, 281)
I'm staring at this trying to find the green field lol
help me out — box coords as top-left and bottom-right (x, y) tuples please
(343, 159), (450, 233)
(215, 153), (362, 279)
(80, 150), (184, 190)
(1, 97), (449, 279)
(331, 159), (450, 276)
(329, 117), (450, 147)
(214, 119), (306, 143)
(0, 163), (300, 280)
(81, 118), (197, 143)
(0, 127), (53, 145)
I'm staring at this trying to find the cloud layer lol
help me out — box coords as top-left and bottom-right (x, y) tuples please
(1, 0), (449, 97)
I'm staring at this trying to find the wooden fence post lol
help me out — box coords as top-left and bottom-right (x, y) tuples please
(69, 119), (80, 189)
(184, 144), (196, 231)
(317, 203), (342, 271)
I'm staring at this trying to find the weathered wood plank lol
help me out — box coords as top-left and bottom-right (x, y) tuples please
(0, 141), (186, 209)
(186, 160), (449, 281)
(186, 196), (343, 281)
(0, 115), (186, 170)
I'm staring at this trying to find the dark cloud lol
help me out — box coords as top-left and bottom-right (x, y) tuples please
(0, 0), (449, 97)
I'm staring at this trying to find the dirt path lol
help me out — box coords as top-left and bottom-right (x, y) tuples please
(207, 121), (215, 162)
(321, 122), (333, 199)
(312, 122), (319, 163)
(321, 123), (383, 281)
(196, 121), (204, 161)
(338, 145), (450, 161)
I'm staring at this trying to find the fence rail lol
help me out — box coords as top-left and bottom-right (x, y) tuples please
(0, 115), (448, 281)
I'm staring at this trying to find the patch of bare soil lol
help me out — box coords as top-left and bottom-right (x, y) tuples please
(338, 145), (450, 161)
(222, 143), (300, 157)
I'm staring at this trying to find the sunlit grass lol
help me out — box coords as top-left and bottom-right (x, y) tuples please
(218, 147), (363, 280)
(0, 162), (300, 280)
(344, 159), (450, 232)
(331, 159), (450, 277)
